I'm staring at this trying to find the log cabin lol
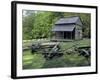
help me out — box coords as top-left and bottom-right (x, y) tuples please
(52, 16), (83, 41)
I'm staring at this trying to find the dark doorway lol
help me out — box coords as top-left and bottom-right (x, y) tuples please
(64, 32), (71, 39)
(72, 28), (75, 39)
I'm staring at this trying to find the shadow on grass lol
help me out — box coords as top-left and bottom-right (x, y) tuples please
(23, 42), (91, 69)
(41, 54), (90, 69)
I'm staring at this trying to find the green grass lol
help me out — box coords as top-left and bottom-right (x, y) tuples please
(60, 38), (90, 49)
(23, 51), (45, 69)
(23, 38), (91, 69)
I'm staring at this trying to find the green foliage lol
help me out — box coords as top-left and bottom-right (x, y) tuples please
(23, 10), (91, 40)
(42, 57), (66, 68)
(23, 51), (45, 69)
(32, 12), (54, 38)
(23, 51), (90, 69)
(63, 53), (90, 67)
(23, 39), (90, 69)
(23, 13), (35, 39)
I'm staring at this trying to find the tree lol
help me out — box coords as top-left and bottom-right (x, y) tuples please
(22, 10), (91, 40)
(22, 12), (35, 39)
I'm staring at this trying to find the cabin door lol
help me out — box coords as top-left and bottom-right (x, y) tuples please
(64, 32), (71, 39)
(64, 32), (67, 39)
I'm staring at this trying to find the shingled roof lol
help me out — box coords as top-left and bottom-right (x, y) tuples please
(55, 16), (82, 26)
(52, 16), (82, 32)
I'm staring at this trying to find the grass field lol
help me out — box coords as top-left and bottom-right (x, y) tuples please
(23, 38), (91, 69)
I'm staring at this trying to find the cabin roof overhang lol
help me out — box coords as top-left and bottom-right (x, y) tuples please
(52, 25), (75, 32)
(55, 16), (83, 26)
